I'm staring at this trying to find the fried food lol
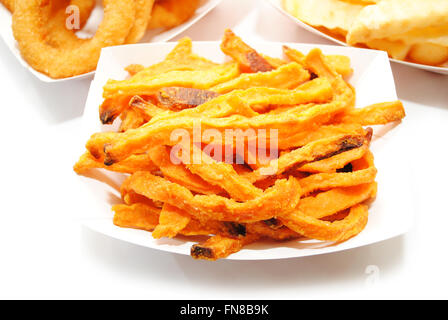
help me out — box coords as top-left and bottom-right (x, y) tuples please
(9, 0), (201, 78)
(1, 0), (14, 12)
(282, 0), (448, 67)
(125, 0), (155, 44)
(147, 0), (200, 30)
(221, 29), (274, 73)
(408, 43), (448, 66)
(12, 0), (136, 79)
(75, 31), (405, 260)
(282, 0), (365, 37)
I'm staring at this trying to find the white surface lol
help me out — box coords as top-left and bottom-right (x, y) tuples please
(80, 41), (412, 260)
(0, 0), (222, 82)
(0, 0), (447, 299)
(267, 0), (448, 75)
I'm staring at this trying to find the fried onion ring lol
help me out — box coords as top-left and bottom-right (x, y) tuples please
(12, 0), (136, 78)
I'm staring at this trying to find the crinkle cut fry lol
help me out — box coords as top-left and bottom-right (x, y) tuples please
(221, 29), (274, 73)
(191, 234), (260, 261)
(126, 171), (301, 223)
(102, 99), (347, 165)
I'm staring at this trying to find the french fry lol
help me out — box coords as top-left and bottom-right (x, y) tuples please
(152, 204), (191, 239)
(191, 235), (259, 261)
(221, 29), (274, 73)
(211, 62), (310, 94)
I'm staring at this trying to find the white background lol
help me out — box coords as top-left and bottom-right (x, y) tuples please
(0, 0), (447, 299)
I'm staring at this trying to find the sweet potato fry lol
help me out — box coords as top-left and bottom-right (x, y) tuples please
(298, 145), (369, 173)
(126, 172), (301, 223)
(74, 151), (157, 174)
(246, 133), (367, 183)
(149, 145), (223, 195)
(211, 62), (310, 94)
(298, 183), (377, 219)
(283, 46), (353, 77)
(221, 29), (274, 73)
(113, 203), (161, 231)
(157, 87), (220, 110)
(103, 62), (240, 99)
(299, 166), (377, 196)
(102, 100), (348, 165)
(282, 204), (369, 242)
(304, 48), (355, 107)
(152, 204), (191, 239)
(191, 234), (259, 261)
(335, 101), (406, 125)
(185, 144), (263, 201)
(75, 31), (405, 260)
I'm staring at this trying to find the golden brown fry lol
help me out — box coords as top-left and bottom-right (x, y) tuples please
(221, 29), (274, 73)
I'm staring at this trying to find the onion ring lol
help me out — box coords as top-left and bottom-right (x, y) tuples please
(12, 0), (136, 78)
